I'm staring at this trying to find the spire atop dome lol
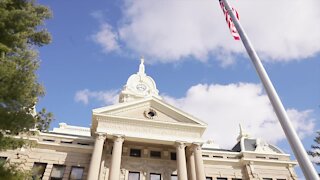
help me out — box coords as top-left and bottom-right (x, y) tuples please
(118, 57), (162, 103)
(138, 57), (145, 75)
(237, 124), (250, 141)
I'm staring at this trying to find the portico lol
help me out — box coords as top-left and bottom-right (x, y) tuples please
(87, 135), (207, 180)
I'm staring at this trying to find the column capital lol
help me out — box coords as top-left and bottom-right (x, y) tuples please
(95, 132), (107, 140)
(191, 142), (203, 150)
(175, 141), (187, 149)
(113, 134), (125, 143)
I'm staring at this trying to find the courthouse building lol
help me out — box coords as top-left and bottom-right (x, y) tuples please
(0, 59), (298, 180)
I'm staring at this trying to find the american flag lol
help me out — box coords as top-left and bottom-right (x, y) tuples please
(219, 0), (240, 40)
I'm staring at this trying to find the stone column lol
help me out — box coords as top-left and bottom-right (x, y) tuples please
(175, 141), (188, 180)
(108, 135), (125, 180)
(192, 143), (206, 180)
(87, 132), (107, 180)
(186, 147), (196, 180)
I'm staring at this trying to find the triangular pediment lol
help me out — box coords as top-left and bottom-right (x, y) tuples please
(92, 96), (207, 144)
(92, 96), (207, 126)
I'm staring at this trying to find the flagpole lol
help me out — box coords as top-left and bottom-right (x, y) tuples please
(220, 0), (318, 179)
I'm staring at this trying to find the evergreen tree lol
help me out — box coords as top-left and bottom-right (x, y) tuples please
(0, 0), (53, 178)
(308, 131), (320, 166)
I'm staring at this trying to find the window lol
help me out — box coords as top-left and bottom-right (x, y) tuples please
(212, 155), (223, 158)
(128, 171), (140, 180)
(150, 151), (161, 158)
(32, 162), (47, 180)
(50, 164), (66, 180)
(150, 173), (161, 180)
(171, 175), (177, 180)
(217, 178), (227, 180)
(0, 157), (7, 164)
(206, 177), (212, 180)
(43, 139), (55, 142)
(130, 149), (141, 157)
(170, 152), (176, 160)
(69, 166), (84, 180)
(262, 179), (272, 180)
(232, 179), (242, 180)
(77, 142), (90, 146)
(256, 156), (266, 159)
(61, 141), (73, 144)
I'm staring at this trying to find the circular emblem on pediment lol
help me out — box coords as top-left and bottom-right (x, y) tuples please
(144, 109), (157, 119)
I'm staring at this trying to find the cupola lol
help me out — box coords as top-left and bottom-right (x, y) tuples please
(118, 58), (162, 103)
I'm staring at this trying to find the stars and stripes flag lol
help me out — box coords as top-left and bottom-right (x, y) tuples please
(219, 0), (240, 40)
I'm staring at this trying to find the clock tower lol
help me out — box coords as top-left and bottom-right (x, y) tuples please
(118, 58), (162, 103)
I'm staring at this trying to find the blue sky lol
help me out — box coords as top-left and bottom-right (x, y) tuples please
(37, 0), (319, 178)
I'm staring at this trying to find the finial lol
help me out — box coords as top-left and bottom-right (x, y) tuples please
(237, 123), (250, 141)
(239, 124), (244, 135)
(138, 56), (145, 75)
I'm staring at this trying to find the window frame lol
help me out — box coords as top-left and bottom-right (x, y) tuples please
(130, 148), (141, 157)
(32, 162), (47, 180)
(128, 171), (140, 180)
(171, 174), (178, 180)
(50, 164), (66, 180)
(69, 166), (84, 180)
(150, 173), (161, 180)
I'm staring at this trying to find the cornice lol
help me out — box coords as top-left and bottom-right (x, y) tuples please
(94, 115), (205, 144)
(241, 158), (298, 165)
(94, 114), (206, 129)
(241, 151), (291, 157)
(39, 132), (93, 140)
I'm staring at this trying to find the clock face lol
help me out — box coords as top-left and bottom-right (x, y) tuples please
(136, 83), (147, 92)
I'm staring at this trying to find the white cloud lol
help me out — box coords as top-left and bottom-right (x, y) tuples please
(94, 0), (320, 65)
(74, 89), (119, 105)
(74, 84), (316, 149)
(92, 23), (120, 53)
(163, 83), (315, 148)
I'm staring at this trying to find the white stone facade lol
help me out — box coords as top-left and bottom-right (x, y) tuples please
(0, 59), (297, 180)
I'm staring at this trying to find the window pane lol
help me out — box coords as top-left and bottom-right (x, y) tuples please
(69, 167), (84, 180)
(206, 177), (212, 180)
(32, 162), (47, 180)
(170, 152), (176, 160)
(171, 175), (178, 180)
(128, 171), (140, 180)
(150, 173), (161, 180)
(50, 164), (66, 179)
(130, 149), (141, 157)
(217, 178), (227, 180)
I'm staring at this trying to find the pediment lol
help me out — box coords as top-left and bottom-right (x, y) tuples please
(92, 97), (207, 126)
(91, 97), (207, 144)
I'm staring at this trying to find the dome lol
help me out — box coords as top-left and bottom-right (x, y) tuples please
(119, 58), (162, 103)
